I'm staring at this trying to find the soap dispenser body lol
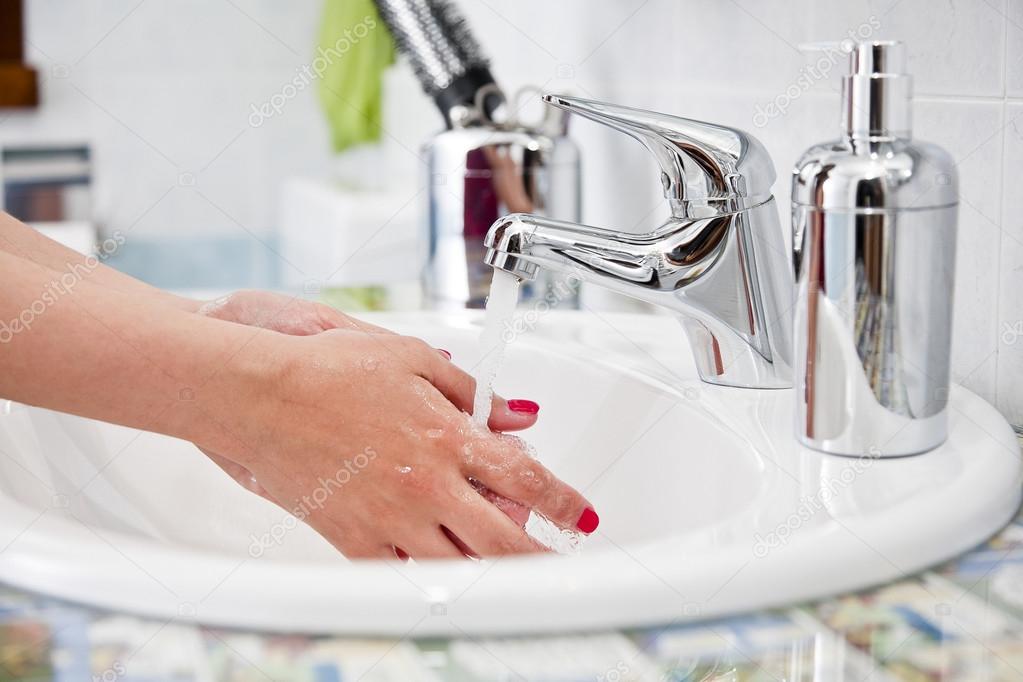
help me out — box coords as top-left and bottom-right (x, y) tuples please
(791, 41), (959, 457)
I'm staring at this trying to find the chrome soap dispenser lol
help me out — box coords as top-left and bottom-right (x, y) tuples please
(792, 41), (959, 457)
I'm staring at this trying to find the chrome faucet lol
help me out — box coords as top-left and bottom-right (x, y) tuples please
(484, 95), (794, 389)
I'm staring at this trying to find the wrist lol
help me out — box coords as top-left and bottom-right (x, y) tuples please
(186, 327), (294, 465)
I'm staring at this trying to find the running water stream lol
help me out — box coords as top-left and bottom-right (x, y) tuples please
(472, 271), (520, 426)
(472, 271), (584, 554)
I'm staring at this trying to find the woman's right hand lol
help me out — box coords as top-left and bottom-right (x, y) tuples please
(194, 290), (536, 533)
(207, 327), (598, 560)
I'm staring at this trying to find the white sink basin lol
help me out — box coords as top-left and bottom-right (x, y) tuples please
(0, 311), (1018, 635)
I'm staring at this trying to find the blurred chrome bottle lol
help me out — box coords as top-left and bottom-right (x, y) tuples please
(423, 102), (580, 309)
(373, 0), (580, 309)
(792, 41), (959, 456)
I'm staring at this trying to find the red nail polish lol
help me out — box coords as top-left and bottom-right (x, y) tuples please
(576, 507), (599, 534)
(437, 348), (452, 360)
(507, 399), (539, 415)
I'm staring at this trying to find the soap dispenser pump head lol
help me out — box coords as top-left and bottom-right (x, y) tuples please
(841, 40), (912, 139)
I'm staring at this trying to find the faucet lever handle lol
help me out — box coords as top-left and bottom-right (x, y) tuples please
(543, 94), (775, 217)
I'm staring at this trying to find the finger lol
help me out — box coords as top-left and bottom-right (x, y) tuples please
(297, 506), (399, 560)
(470, 478), (530, 526)
(399, 527), (469, 561)
(442, 526), (477, 559)
(317, 305), (394, 335)
(446, 482), (549, 557)
(488, 396), (540, 432)
(407, 339), (539, 431)
(331, 539), (397, 560)
(334, 542), (397, 560)
(462, 435), (599, 534)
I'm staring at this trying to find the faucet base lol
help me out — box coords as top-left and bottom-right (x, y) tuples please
(680, 317), (792, 390)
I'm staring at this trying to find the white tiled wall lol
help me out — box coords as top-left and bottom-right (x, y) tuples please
(2, 0), (1020, 427)
(5, 0), (334, 243)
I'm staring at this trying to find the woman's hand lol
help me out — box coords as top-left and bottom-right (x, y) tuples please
(207, 328), (598, 560)
(0, 212), (586, 560)
(195, 290), (544, 542)
(196, 289), (382, 336)
(195, 291), (377, 501)
(195, 289), (542, 429)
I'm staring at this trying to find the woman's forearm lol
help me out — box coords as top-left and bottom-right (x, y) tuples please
(0, 248), (278, 454)
(0, 211), (200, 312)
(0, 237), (601, 559)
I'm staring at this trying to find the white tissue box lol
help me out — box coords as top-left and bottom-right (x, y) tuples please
(278, 178), (423, 291)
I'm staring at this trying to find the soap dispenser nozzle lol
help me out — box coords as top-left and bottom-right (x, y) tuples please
(841, 40), (911, 139)
(798, 40), (913, 140)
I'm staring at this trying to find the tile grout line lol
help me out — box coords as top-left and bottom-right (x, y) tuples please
(1004, 0), (1010, 100)
(998, 0), (1014, 427)
(996, 0), (1011, 422)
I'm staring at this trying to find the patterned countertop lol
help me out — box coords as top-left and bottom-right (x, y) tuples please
(2, 440), (1022, 682)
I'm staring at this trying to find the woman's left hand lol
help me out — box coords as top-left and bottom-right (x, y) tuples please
(195, 289), (384, 336)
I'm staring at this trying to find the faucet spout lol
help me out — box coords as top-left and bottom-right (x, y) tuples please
(485, 205), (794, 389)
(483, 95), (793, 389)
(486, 214), (726, 289)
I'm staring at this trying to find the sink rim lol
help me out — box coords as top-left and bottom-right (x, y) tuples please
(0, 310), (1018, 636)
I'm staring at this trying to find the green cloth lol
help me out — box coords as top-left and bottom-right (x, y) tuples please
(317, 0), (395, 152)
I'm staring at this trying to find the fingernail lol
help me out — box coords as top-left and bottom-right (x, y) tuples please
(507, 399), (540, 415)
(576, 507), (599, 534)
(394, 547), (409, 562)
(437, 348), (452, 360)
